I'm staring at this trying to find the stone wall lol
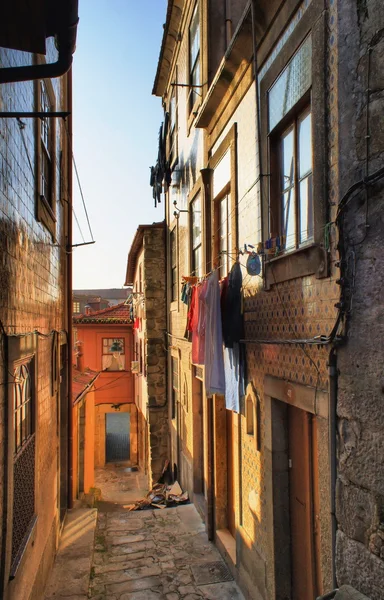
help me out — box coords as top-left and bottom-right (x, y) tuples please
(143, 226), (168, 484)
(336, 1), (384, 598)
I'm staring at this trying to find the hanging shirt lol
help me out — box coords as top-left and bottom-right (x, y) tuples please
(221, 261), (244, 348)
(201, 271), (225, 396)
(224, 343), (241, 412)
(196, 280), (207, 365)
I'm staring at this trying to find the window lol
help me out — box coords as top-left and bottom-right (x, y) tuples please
(73, 301), (80, 313)
(139, 339), (143, 374)
(102, 338), (125, 371)
(169, 90), (177, 165)
(215, 190), (232, 279)
(170, 228), (177, 302)
(189, 4), (200, 113)
(36, 78), (56, 236)
(40, 81), (53, 207)
(268, 36), (313, 250)
(271, 108), (313, 250)
(191, 193), (202, 276)
(171, 357), (179, 420)
(12, 360), (36, 572)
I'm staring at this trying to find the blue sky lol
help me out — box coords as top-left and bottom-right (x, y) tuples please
(72, 0), (167, 289)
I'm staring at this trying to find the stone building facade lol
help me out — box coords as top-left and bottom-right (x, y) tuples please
(152, 1), (384, 599)
(125, 222), (168, 486)
(0, 5), (78, 597)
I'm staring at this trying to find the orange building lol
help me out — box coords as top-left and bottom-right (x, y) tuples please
(73, 302), (137, 495)
(72, 367), (99, 500)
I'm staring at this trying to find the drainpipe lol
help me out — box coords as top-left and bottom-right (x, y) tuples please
(207, 396), (215, 540)
(328, 348), (338, 588)
(0, 330), (9, 596)
(67, 68), (74, 510)
(0, 1), (79, 84)
(225, 0), (232, 47)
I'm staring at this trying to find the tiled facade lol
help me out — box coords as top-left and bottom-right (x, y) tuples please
(0, 42), (72, 599)
(153, 1), (384, 599)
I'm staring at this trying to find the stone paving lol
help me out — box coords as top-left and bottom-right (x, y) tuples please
(88, 504), (244, 600)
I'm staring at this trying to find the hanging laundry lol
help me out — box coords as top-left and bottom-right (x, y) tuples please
(224, 343), (241, 412)
(201, 271), (225, 396)
(184, 284), (195, 341)
(221, 261), (244, 348)
(196, 279), (208, 365)
(181, 282), (190, 305)
(191, 284), (202, 364)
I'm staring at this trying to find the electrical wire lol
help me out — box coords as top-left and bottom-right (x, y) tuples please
(63, 120), (95, 242)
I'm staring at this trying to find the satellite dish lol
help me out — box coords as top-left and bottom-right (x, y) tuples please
(246, 252), (261, 276)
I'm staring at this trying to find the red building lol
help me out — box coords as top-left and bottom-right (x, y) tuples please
(73, 302), (137, 487)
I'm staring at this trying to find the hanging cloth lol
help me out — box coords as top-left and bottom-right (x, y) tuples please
(201, 271), (225, 396)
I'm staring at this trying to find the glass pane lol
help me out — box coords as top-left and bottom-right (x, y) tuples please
(190, 60), (200, 108)
(192, 195), (201, 248)
(21, 404), (27, 443)
(195, 246), (203, 277)
(299, 174), (313, 244)
(227, 194), (232, 260)
(213, 151), (230, 197)
(170, 93), (176, 131)
(282, 189), (296, 249)
(282, 129), (294, 191)
(299, 112), (312, 178)
(268, 36), (312, 131)
(189, 5), (200, 67)
(16, 408), (21, 451)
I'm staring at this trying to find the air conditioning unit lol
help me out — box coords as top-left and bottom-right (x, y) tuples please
(131, 361), (139, 373)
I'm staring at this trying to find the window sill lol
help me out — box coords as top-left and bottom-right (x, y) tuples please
(264, 243), (327, 289)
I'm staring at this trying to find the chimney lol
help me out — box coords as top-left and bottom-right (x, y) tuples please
(84, 304), (91, 315)
(75, 342), (84, 372)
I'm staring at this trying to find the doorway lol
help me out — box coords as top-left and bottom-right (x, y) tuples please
(272, 400), (321, 600)
(106, 412), (130, 462)
(288, 404), (319, 600)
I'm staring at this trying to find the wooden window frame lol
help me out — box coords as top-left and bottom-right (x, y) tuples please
(259, 9), (328, 286)
(170, 227), (178, 303)
(36, 77), (57, 239)
(187, 2), (202, 129)
(168, 86), (178, 167)
(190, 190), (203, 277)
(269, 98), (313, 251)
(208, 125), (237, 277)
(102, 338), (125, 372)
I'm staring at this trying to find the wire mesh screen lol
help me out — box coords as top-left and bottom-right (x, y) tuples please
(12, 434), (36, 568)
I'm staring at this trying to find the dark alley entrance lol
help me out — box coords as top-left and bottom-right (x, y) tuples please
(106, 412), (130, 462)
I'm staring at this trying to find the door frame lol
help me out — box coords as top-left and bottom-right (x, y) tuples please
(264, 375), (329, 599)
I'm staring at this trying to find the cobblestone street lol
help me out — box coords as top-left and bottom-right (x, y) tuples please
(88, 504), (244, 600)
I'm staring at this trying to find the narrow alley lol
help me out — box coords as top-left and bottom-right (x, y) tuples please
(89, 503), (243, 600)
(1, 1), (384, 599)
(45, 468), (244, 600)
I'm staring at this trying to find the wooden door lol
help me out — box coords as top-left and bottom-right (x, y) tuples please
(226, 409), (236, 537)
(288, 405), (316, 600)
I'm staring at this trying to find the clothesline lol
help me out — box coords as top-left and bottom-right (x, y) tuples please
(180, 264), (246, 412)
